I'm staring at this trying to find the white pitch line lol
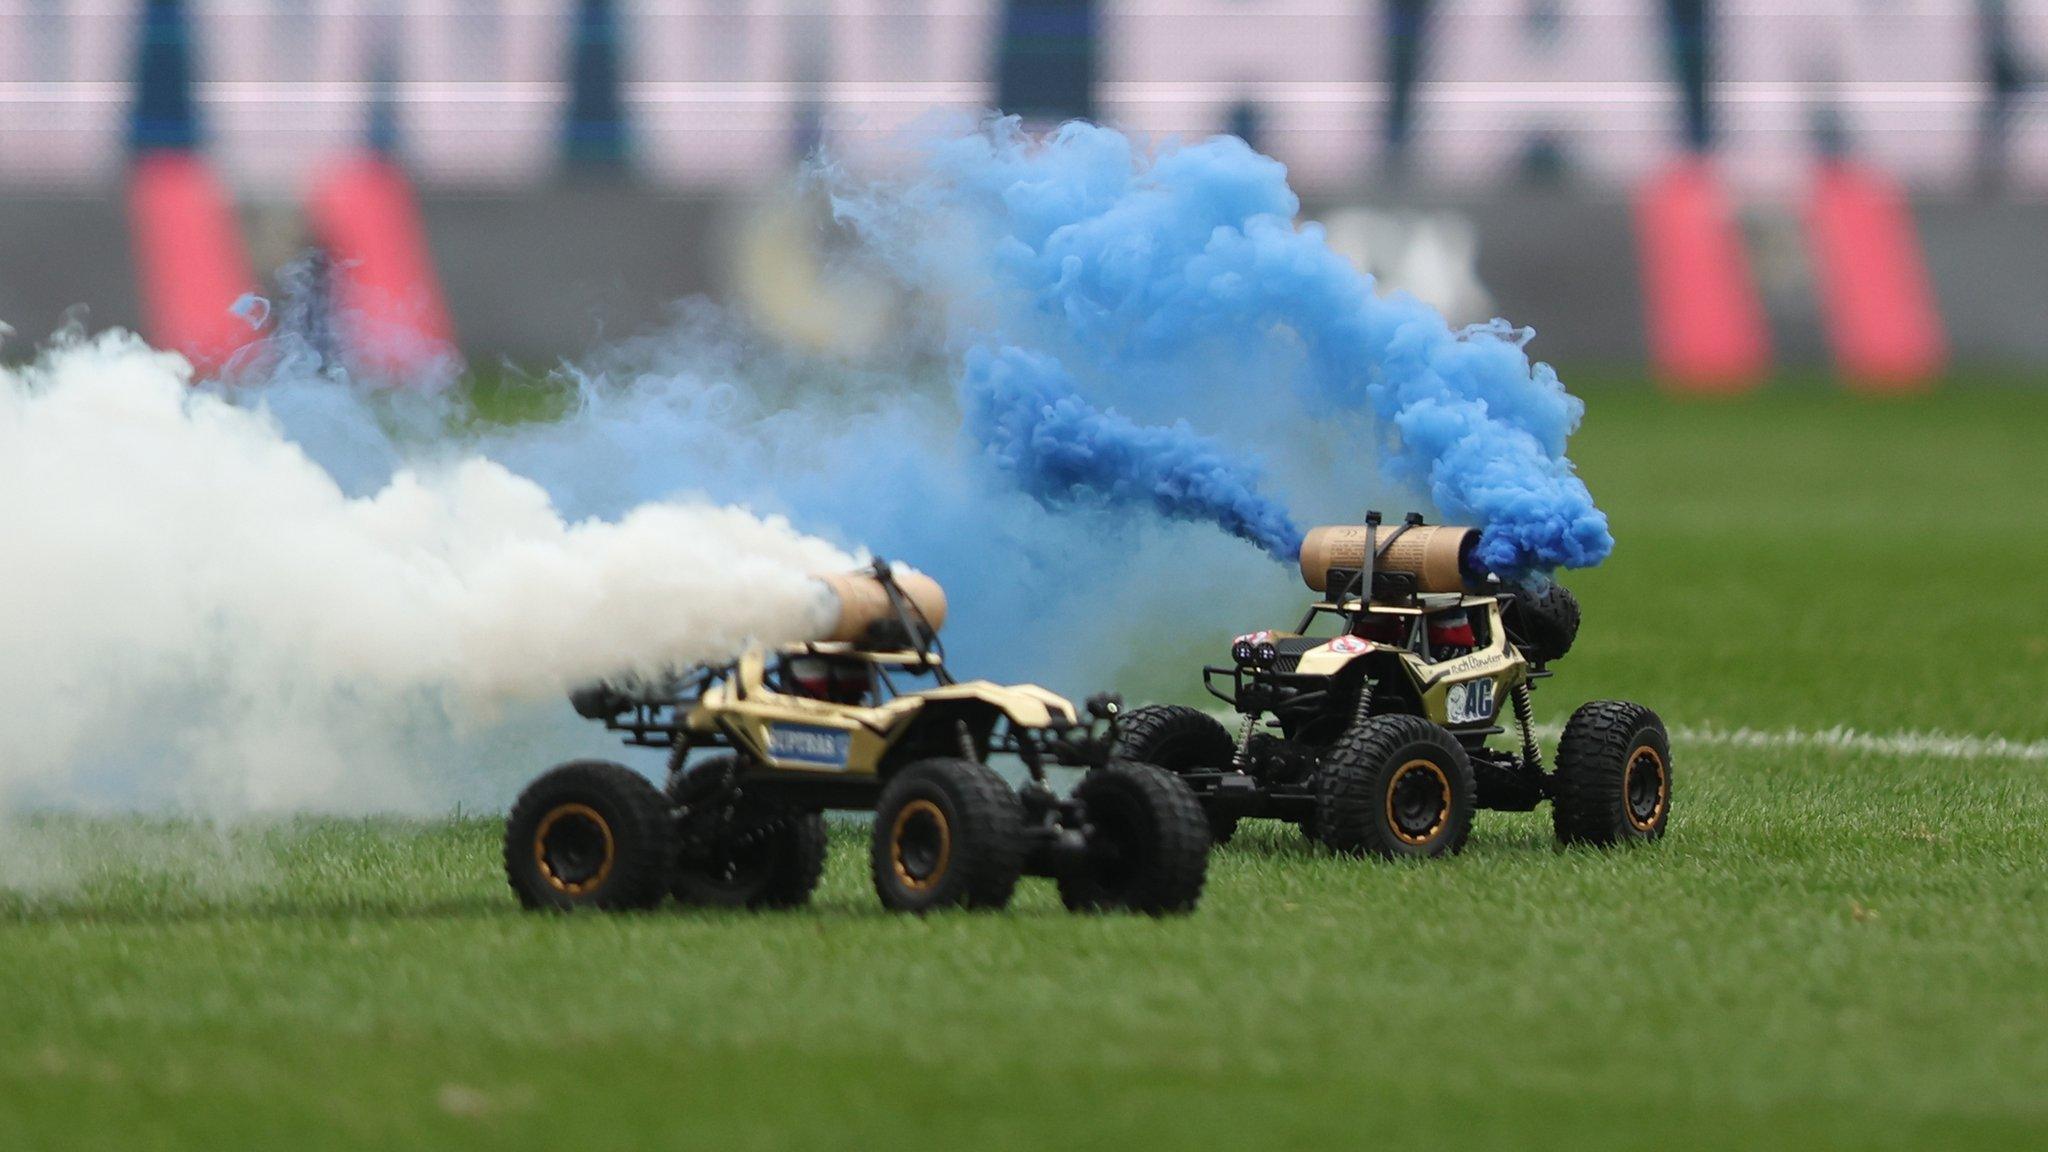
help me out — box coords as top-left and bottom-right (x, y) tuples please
(1660, 725), (2048, 764)
(1210, 710), (2048, 764)
(1539, 723), (2048, 763)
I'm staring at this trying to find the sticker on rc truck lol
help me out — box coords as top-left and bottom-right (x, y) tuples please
(766, 723), (853, 770)
(1445, 680), (1496, 725)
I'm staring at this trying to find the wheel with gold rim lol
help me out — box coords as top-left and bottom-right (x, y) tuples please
(504, 760), (673, 911)
(870, 758), (1025, 913)
(1315, 715), (1476, 859)
(1551, 701), (1671, 846)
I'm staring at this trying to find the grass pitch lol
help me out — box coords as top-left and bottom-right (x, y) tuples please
(4, 384), (2046, 1149)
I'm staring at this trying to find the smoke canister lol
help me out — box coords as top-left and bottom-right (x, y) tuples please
(1298, 524), (1485, 594)
(814, 568), (949, 643)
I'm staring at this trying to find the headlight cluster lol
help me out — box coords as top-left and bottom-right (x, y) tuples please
(1231, 633), (1279, 668)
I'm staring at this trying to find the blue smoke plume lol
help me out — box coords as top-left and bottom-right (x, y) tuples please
(962, 345), (1300, 560)
(236, 117), (1608, 698)
(829, 117), (1611, 577)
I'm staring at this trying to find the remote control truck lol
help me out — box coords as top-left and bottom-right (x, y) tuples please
(505, 562), (1210, 915)
(1115, 513), (1670, 858)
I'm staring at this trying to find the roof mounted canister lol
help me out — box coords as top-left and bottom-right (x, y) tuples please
(1298, 524), (1484, 595)
(814, 567), (949, 643)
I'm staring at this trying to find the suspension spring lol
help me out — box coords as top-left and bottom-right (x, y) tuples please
(1230, 712), (1259, 769)
(1352, 676), (1377, 730)
(1512, 682), (1543, 773)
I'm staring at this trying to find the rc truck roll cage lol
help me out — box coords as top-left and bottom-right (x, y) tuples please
(575, 561), (1128, 797)
(1116, 510), (1669, 857)
(583, 658), (1125, 794)
(515, 559), (1210, 915)
(1202, 512), (1547, 760)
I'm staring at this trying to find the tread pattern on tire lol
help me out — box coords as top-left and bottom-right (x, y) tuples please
(1058, 760), (1210, 916)
(677, 809), (829, 910)
(1551, 700), (1670, 847)
(666, 754), (827, 910)
(1504, 582), (1582, 663)
(1113, 704), (1242, 844)
(504, 760), (673, 911)
(1315, 715), (1476, 859)
(739, 808), (829, 908)
(869, 758), (1026, 912)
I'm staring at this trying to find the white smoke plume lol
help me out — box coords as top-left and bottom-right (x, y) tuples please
(0, 331), (856, 815)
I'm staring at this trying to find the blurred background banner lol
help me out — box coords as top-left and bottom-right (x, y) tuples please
(0, 1), (2043, 383)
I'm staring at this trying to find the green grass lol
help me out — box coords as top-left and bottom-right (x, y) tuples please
(1560, 384), (2048, 739)
(5, 384), (2047, 1149)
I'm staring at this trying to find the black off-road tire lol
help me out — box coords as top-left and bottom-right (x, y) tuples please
(870, 758), (1026, 913)
(1551, 701), (1672, 846)
(1057, 761), (1211, 916)
(665, 758), (826, 909)
(505, 760), (673, 911)
(1315, 716), (1476, 859)
(666, 756), (827, 910)
(672, 805), (828, 909)
(1113, 704), (1243, 844)
(1503, 582), (1582, 664)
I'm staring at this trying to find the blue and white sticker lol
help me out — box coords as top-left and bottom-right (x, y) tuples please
(1445, 680), (1496, 725)
(766, 723), (853, 770)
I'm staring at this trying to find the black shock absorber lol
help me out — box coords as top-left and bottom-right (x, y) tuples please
(1511, 681), (1542, 773)
(1230, 712), (1259, 769)
(1352, 673), (1377, 731)
(667, 752), (735, 809)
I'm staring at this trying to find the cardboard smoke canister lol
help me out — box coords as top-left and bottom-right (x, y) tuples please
(815, 568), (949, 643)
(1298, 524), (1481, 594)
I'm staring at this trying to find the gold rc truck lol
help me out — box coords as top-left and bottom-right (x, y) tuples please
(504, 562), (1210, 915)
(1116, 513), (1671, 858)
